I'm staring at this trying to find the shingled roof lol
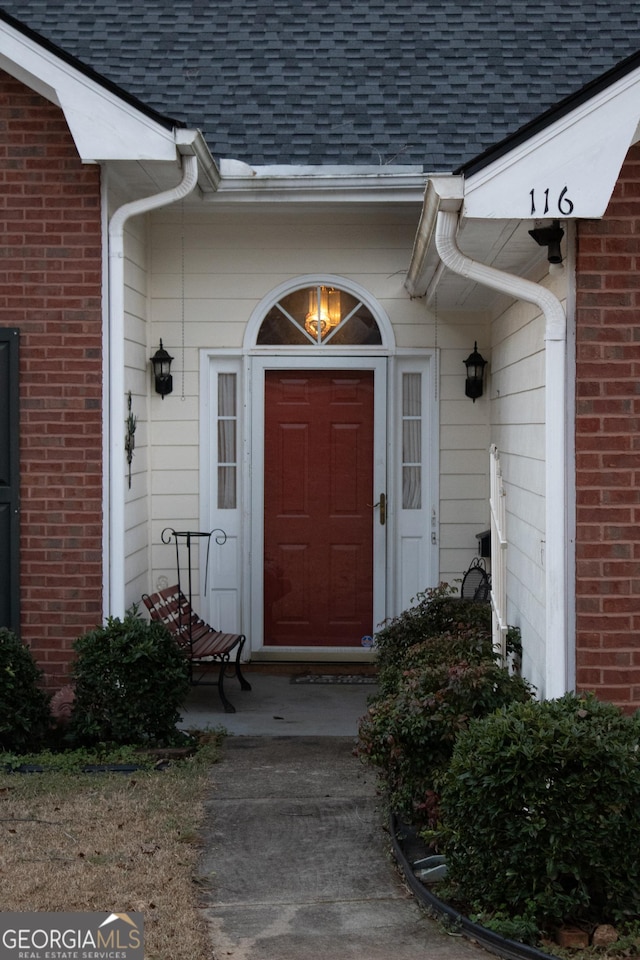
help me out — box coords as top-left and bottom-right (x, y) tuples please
(2, 1), (640, 170)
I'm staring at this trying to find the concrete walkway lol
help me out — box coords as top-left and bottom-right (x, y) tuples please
(179, 670), (377, 736)
(192, 674), (485, 960)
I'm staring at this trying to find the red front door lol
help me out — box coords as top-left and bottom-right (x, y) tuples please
(264, 369), (374, 646)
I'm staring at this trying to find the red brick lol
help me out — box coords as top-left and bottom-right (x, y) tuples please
(0, 70), (103, 686)
(575, 145), (640, 710)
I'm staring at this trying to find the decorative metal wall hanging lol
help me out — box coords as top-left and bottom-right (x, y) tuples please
(125, 390), (137, 488)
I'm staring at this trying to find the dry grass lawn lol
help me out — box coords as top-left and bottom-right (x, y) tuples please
(0, 743), (221, 960)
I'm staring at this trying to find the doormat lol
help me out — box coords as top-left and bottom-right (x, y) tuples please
(291, 674), (377, 685)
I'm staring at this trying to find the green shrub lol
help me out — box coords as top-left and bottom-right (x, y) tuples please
(440, 693), (640, 930)
(373, 584), (493, 695)
(401, 624), (494, 675)
(0, 628), (51, 753)
(357, 658), (533, 825)
(69, 610), (191, 747)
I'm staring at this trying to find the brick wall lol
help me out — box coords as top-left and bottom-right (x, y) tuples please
(575, 142), (640, 712)
(0, 71), (103, 687)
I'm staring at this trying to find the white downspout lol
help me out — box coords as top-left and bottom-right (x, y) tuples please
(435, 209), (568, 700)
(107, 153), (199, 618)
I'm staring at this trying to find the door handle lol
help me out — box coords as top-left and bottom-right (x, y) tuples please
(369, 493), (386, 526)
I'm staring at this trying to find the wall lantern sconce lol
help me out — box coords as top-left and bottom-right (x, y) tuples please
(464, 342), (487, 402)
(150, 340), (173, 398)
(528, 220), (564, 264)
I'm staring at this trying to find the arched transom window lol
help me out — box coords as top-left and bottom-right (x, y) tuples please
(257, 285), (382, 346)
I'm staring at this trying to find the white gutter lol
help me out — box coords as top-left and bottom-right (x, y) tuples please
(107, 152), (199, 618)
(212, 158), (428, 203)
(405, 177), (464, 297)
(435, 209), (568, 700)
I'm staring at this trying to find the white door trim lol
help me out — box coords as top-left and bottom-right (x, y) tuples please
(248, 355), (388, 659)
(200, 349), (439, 660)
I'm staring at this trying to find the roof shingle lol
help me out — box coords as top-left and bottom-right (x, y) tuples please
(2, 0), (640, 170)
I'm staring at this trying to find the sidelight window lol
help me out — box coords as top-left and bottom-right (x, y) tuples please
(402, 373), (422, 509)
(217, 373), (237, 509)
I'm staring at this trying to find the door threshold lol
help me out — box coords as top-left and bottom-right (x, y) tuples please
(243, 660), (378, 677)
(249, 650), (376, 665)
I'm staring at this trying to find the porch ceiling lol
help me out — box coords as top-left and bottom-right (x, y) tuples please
(416, 218), (554, 312)
(108, 158), (553, 315)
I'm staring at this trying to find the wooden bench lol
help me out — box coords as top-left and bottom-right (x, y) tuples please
(142, 584), (251, 713)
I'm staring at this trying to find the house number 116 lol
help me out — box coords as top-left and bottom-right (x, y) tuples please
(529, 186), (574, 216)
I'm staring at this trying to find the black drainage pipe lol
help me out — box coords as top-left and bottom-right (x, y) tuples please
(389, 814), (558, 960)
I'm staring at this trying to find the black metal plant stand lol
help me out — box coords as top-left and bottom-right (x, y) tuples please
(160, 526), (227, 610)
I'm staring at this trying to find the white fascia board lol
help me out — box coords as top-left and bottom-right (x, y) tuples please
(0, 20), (177, 162)
(220, 160), (425, 176)
(463, 63), (640, 220)
(214, 158), (428, 202)
(405, 176), (464, 297)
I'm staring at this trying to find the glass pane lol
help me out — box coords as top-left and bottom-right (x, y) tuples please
(256, 285), (381, 345)
(403, 466), (422, 510)
(402, 420), (421, 463)
(217, 466), (236, 509)
(402, 373), (422, 510)
(218, 373), (236, 416)
(328, 312), (382, 345)
(403, 373), (421, 416)
(217, 419), (236, 462)
(257, 306), (309, 345)
(217, 373), (236, 509)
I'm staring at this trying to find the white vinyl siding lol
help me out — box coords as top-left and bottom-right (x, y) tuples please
(438, 328), (491, 586)
(489, 270), (566, 694)
(122, 211), (152, 606)
(143, 204), (495, 628)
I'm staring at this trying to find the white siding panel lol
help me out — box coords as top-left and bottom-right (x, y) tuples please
(492, 352), (544, 397)
(441, 474), (487, 501)
(152, 494), (199, 521)
(505, 453), (545, 499)
(440, 499), (489, 524)
(124, 517), (147, 554)
(125, 495), (149, 532)
(151, 445), (198, 471)
(151, 469), (199, 495)
(493, 389), (545, 425)
(125, 544), (149, 584)
(441, 449), (485, 474)
(152, 247), (412, 280)
(123, 212), (152, 609)
(487, 271), (567, 696)
(149, 396), (199, 422)
(153, 420), (199, 447)
(441, 424), (489, 451)
(493, 423), (545, 460)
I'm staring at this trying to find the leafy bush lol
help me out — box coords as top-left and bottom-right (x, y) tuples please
(440, 693), (640, 930)
(401, 624), (494, 675)
(357, 658), (533, 825)
(0, 628), (51, 753)
(373, 584), (493, 695)
(69, 610), (191, 746)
